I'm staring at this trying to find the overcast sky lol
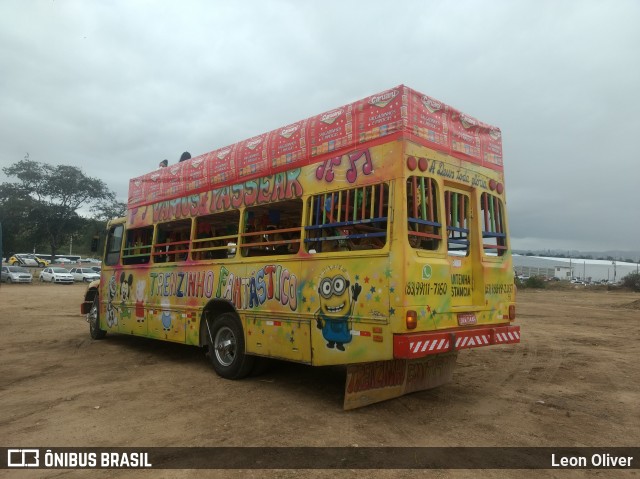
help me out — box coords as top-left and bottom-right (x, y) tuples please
(1, 0), (638, 255)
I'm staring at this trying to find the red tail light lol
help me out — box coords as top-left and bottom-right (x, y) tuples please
(509, 304), (516, 320)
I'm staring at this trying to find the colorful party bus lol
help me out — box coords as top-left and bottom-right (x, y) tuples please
(81, 85), (519, 408)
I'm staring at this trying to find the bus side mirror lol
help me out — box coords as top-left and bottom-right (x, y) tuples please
(90, 235), (99, 252)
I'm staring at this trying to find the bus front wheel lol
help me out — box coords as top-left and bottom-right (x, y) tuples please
(88, 296), (107, 340)
(206, 313), (254, 379)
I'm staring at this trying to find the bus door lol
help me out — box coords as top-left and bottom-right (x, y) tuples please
(145, 222), (190, 343)
(444, 188), (475, 308)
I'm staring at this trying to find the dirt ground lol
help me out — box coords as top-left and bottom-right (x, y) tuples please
(1, 278), (638, 479)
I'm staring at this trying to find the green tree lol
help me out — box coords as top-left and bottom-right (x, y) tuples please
(0, 193), (38, 255)
(91, 198), (127, 222)
(1, 157), (118, 260)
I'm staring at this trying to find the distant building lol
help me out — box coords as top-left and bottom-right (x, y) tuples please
(513, 256), (570, 279)
(512, 255), (638, 282)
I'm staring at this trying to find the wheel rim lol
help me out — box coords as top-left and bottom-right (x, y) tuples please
(214, 326), (236, 367)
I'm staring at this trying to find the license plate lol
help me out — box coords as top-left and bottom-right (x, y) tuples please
(457, 313), (477, 326)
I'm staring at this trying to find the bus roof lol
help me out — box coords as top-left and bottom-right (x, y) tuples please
(128, 85), (503, 209)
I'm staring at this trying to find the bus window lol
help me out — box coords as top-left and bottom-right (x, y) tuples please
(305, 183), (389, 253)
(480, 193), (507, 256)
(241, 199), (302, 257)
(154, 219), (192, 263)
(445, 190), (470, 256)
(407, 176), (441, 250)
(123, 226), (153, 265)
(193, 210), (240, 260)
(104, 224), (124, 266)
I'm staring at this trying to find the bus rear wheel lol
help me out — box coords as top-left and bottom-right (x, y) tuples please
(88, 296), (107, 340)
(206, 313), (254, 379)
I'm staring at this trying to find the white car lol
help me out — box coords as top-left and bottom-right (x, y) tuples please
(1, 265), (33, 284)
(69, 267), (101, 283)
(39, 267), (74, 284)
(53, 257), (73, 264)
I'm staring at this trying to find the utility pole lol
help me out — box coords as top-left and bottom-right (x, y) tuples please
(569, 257), (573, 279)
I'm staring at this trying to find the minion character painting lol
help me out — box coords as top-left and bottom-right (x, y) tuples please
(315, 266), (362, 351)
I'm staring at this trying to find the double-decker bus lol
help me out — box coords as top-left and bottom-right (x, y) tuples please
(81, 85), (519, 408)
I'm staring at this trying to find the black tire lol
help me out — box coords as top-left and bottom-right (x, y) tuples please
(50, 277), (54, 283)
(6, 277), (12, 284)
(205, 312), (254, 379)
(88, 296), (107, 340)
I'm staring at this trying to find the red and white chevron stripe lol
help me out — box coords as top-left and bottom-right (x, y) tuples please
(394, 325), (520, 359)
(494, 329), (520, 344)
(455, 333), (491, 349)
(410, 337), (451, 354)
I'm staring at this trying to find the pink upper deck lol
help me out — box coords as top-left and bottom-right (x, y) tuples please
(128, 85), (503, 208)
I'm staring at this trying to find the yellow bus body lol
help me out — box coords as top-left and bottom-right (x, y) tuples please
(82, 86), (518, 408)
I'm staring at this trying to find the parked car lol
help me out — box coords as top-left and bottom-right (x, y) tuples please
(69, 267), (101, 283)
(8, 254), (49, 267)
(53, 257), (73, 264)
(77, 257), (100, 264)
(39, 267), (74, 284)
(90, 266), (101, 273)
(1, 265), (33, 283)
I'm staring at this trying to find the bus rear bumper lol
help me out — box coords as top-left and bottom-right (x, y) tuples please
(393, 325), (520, 359)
